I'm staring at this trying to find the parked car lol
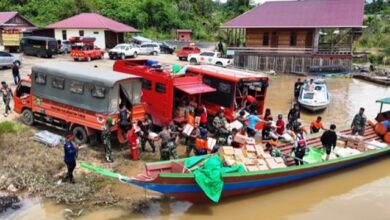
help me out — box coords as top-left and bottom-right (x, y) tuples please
(108, 43), (140, 59)
(188, 51), (233, 67)
(158, 41), (176, 54)
(0, 51), (22, 68)
(20, 36), (58, 58)
(59, 40), (71, 54)
(139, 42), (160, 55)
(177, 45), (201, 61)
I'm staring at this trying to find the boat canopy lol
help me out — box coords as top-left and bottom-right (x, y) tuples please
(376, 97), (390, 105)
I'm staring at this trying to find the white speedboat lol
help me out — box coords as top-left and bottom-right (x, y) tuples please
(298, 80), (331, 111)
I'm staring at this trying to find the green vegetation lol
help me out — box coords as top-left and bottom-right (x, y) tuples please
(0, 0), (252, 41)
(0, 121), (25, 133)
(356, 1), (390, 65)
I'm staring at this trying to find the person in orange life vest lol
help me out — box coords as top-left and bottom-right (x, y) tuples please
(276, 114), (285, 136)
(310, 116), (325, 134)
(127, 123), (140, 160)
(186, 109), (195, 126)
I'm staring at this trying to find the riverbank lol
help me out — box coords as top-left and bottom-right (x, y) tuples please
(0, 120), (168, 218)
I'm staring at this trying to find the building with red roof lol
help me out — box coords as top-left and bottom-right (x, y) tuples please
(177, 29), (192, 42)
(222, 0), (365, 73)
(0, 12), (36, 50)
(46, 13), (139, 49)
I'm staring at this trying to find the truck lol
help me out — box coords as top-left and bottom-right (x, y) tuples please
(13, 62), (145, 144)
(177, 45), (201, 61)
(2, 29), (22, 52)
(108, 43), (140, 60)
(113, 59), (216, 126)
(188, 51), (233, 67)
(69, 37), (105, 62)
(113, 60), (269, 125)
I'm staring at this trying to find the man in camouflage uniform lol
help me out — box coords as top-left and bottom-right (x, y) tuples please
(102, 117), (113, 162)
(213, 111), (230, 144)
(140, 114), (156, 152)
(351, 107), (367, 136)
(158, 125), (178, 160)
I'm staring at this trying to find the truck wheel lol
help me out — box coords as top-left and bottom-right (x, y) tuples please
(133, 52), (137, 58)
(73, 58), (78, 61)
(190, 58), (197, 65)
(216, 62), (223, 66)
(109, 56), (113, 60)
(152, 51), (157, 56)
(72, 126), (88, 145)
(22, 109), (34, 126)
(178, 57), (183, 61)
(87, 56), (91, 62)
(121, 53), (125, 60)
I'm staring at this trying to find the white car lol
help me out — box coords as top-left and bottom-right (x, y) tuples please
(139, 42), (160, 55)
(108, 43), (140, 60)
(188, 51), (233, 67)
(0, 51), (22, 68)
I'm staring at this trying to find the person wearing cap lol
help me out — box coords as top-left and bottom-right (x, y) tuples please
(102, 117), (114, 162)
(310, 116), (325, 134)
(63, 133), (78, 183)
(139, 114), (156, 152)
(212, 110), (230, 143)
(321, 124), (337, 161)
(293, 137), (306, 166)
(157, 125), (178, 160)
(351, 107), (367, 136)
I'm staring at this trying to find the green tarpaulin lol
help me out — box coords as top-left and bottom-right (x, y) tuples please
(303, 147), (324, 164)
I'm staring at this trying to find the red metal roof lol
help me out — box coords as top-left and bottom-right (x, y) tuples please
(223, 0), (364, 28)
(47, 13), (139, 33)
(177, 29), (192, 33)
(0, 12), (35, 27)
(174, 83), (216, 95)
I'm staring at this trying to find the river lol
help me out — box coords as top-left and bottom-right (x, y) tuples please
(3, 75), (390, 220)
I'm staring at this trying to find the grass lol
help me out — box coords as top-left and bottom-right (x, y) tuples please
(0, 121), (26, 133)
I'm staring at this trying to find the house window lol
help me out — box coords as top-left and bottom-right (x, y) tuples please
(155, 83), (166, 93)
(263, 32), (269, 46)
(142, 79), (152, 90)
(290, 32), (297, 46)
(62, 30), (67, 40)
(79, 30), (84, 36)
(70, 80), (84, 94)
(52, 77), (65, 90)
(93, 31), (99, 35)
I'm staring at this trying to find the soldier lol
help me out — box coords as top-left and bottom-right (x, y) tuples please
(102, 117), (113, 162)
(213, 111), (230, 144)
(139, 114), (156, 152)
(157, 125), (178, 160)
(351, 107), (367, 136)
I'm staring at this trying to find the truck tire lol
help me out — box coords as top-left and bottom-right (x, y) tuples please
(73, 58), (78, 61)
(216, 62), (223, 66)
(72, 126), (88, 145)
(190, 58), (197, 65)
(87, 56), (91, 62)
(121, 53), (125, 60)
(133, 52), (138, 58)
(22, 109), (34, 126)
(152, 51), (157, 56)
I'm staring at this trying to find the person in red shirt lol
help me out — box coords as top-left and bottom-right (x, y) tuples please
(198, 104), (208, 127)
(310, 116), (325, 134)
(127, 123), (140, 160)
(276, 114), (285, 136)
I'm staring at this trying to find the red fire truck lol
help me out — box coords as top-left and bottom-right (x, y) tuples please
(69, 37), (105, 61)
(113, 60), (269, 125)
(113, 60), (216, 126)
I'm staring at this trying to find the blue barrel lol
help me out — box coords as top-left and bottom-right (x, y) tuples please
(145, 59), (158, 67)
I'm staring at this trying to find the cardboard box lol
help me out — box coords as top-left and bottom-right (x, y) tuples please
(234, 134), (248, 144)
(207, 137), (217, 151)
(256, 159), (267, 166)
(220, 146), (235, 156)
(274, 157), (285, 164)
(148, 132), (158, 140)
(266, 158), (279, 169)
(246, 165), (260, 172)
(182, 124), (194, 136)
(258, 165), (269, 171)
(227, 120), (243, 131)
(244, 158), (257, 165)
(246, 137), (256, 145)
(224, 156), (236, 166)
(255, 144), (264, 156)
(260, 152), (272, 159)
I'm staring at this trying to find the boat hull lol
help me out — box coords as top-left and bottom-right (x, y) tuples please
(129, 147), (390, 203)
(298, 101), (329, 111)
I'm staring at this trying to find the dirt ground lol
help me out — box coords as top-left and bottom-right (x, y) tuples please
(0, 51), (198, 217)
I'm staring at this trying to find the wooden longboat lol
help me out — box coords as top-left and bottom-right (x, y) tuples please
(82, 125), (389, 203)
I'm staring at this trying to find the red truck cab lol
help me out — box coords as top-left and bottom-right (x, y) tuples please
(177, 45), (201, 61)
(70, 37), (105, 61)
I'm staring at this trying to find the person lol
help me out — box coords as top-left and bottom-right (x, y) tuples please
(102, 117), (113, 162)
(307, 78), (315, 91)
(351, 107), (367, 136)
(12, 61), (21, 85)
(168, 121), (182, 144)
(236, 110), (247, 126)
(293, 137), (306, 166)
(266, 143), (282, 157)
(321, 124), (337, 161)
(244, 95), (259, 114)
(198, 104), (208, 127)
(185, 124), (200, 157)
(218, 40), (224, 54)
(294, 78), (303, 100)
(247, 111), (261, 137)
(212, 111), (230, 143)
(310, 116), (325, 134)
(264, 108), (273, 121)
(1, 81), (12, 117)
(230, 128), (241, 148)
(127, 123), (140, 160)
(139, 114), (156, 152)
(63, 132), (78, 183)
(195, 127), (208, 156)
(287, 104), (301, 129)
(276, 114), (285, 136)
(158, 126), (178, 160)
(118, 104), (130, 133)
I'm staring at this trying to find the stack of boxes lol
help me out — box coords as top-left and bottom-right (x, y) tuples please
(337, 133), (366, 152)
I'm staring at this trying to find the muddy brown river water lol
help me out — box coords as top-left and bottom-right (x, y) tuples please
(3, 75), (390, 220)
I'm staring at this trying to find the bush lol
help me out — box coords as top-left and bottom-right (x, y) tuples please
(0, 121), (25, 133)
